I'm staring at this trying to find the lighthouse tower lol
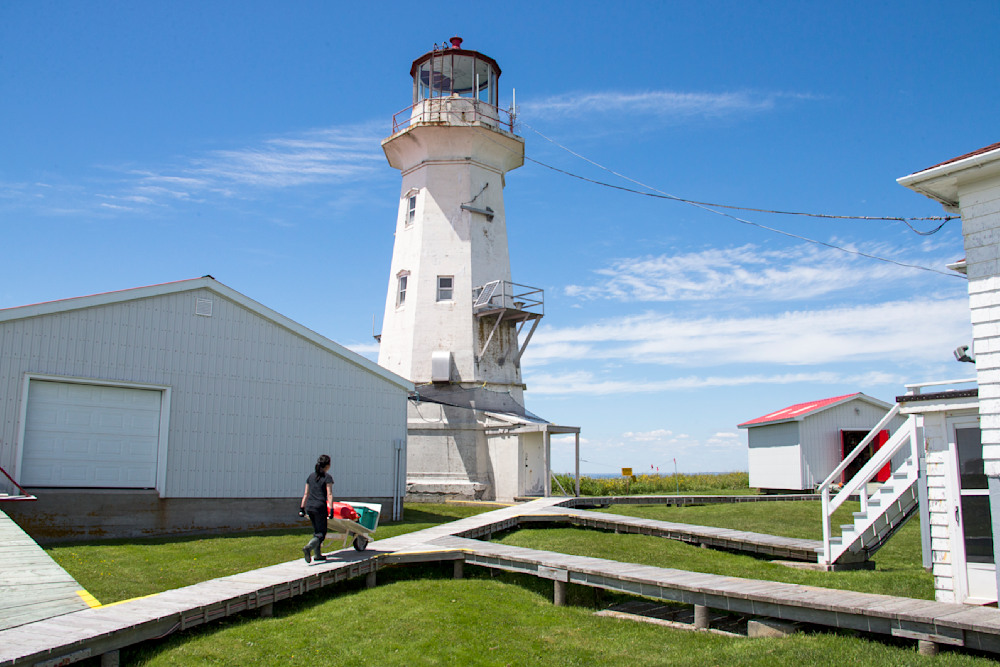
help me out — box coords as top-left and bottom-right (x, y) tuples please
(378, 38), (578, 501)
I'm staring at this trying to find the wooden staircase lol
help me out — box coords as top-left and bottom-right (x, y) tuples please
(818, 405), (921, 568)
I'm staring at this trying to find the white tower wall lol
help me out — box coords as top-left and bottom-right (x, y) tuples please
(379, 122), (525, 402)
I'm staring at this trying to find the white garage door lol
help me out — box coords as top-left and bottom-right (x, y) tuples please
(21, 381), (162, 488)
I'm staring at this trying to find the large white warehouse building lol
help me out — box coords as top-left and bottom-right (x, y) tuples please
(0, 277), (412, 541)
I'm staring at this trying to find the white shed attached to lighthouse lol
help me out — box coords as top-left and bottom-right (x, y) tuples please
(377, 38), (579, 501)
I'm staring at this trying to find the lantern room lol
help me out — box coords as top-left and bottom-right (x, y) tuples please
(410, 37), (500, 107)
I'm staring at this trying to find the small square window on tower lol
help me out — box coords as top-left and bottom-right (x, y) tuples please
(397, 272), (409, 307)
(437, 275), (454, 302)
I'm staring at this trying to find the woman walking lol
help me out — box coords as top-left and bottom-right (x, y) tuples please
(299, 454), (334, 563)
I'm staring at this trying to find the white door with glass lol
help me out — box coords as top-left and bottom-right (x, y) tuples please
(949, 416), (996, 605)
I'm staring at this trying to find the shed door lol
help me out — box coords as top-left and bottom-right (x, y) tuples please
(21, 381), (161, 488)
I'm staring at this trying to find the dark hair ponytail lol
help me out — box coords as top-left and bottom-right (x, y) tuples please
(315, 454), (331, 475)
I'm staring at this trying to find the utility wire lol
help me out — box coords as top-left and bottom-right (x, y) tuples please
(524, 156), (953, 234)
(517, 121), (964, 279)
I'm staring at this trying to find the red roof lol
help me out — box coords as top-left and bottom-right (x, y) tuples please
(738, 393), (862, 428)
(913, 141), (1000, 175)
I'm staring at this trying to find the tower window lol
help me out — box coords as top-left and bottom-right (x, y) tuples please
(397, 273), (409, 307)
(437, 276), (454, 302)
(406, 194), (417, 226)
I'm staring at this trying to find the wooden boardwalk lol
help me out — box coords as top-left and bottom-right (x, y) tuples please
(3, 496), (1000, 665)
(520, 506), (822, 562)
(425, 535), (1000, 652)
(561, 494), (822, 508)
(0, 510), (93, 632)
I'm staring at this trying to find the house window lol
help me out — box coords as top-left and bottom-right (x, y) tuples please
(397, 273), (409, 307)
(437, 276), (453, 302)
(406, 194), (417, 226)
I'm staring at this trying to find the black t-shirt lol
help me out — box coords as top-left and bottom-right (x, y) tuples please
(305, 471), (334, 511)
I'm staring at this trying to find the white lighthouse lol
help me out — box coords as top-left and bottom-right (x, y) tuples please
(378, 38), (579, 501)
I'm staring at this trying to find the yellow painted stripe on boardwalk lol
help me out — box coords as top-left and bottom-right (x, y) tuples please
(76, 590), (101, 608)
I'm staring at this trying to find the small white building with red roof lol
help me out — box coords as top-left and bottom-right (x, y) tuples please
(739, 393), (900, 492)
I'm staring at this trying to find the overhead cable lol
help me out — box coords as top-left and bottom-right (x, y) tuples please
(517, 122), (964, 279)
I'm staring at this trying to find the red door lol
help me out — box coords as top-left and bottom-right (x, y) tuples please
(874, 429), (890, 483)
(841, 429), (890, 483)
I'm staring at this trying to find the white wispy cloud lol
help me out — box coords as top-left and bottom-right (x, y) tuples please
(565, 244), (962, 303)
(520, 89), (815, 121)
(135, 124), (385, 196)
(2, 123), (389, 217)
(525, 369), (908, 396)
(526, 297), (969, 370)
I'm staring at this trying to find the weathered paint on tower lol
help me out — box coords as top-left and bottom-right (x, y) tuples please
(376, 39), (576, 502)
(378, 38), (533, 413)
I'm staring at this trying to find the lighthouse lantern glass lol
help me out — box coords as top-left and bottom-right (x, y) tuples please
(414, 52), (497, 107)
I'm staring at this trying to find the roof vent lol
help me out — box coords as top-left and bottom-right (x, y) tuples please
(450, 36), (463, 49)
(195, 298), (213, 317)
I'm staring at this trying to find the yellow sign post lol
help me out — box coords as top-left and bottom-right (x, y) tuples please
(621, 467), (632, 477)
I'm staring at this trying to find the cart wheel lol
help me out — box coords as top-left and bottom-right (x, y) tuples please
(353, 535), (369, 552)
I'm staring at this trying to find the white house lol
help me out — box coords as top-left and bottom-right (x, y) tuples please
(816, 143), (1000, 603)
(0, 277), (413, 541)
(739, 393), (901, 492)
(891, 142), (1000, 604)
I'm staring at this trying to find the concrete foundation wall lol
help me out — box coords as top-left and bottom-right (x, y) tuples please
(4, 490), (392, 544)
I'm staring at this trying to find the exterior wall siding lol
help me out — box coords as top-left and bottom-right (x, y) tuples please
(962, 174), (1000, 474)
(0, 288), (408, 500)
(747, 421), (801, 489)
(921, 410), (960, 603)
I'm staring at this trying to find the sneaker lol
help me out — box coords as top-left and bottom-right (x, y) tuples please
(302, 546), (312, 564)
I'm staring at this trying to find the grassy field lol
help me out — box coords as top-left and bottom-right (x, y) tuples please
(45, 498), (994, 666)
(554, 472), (752, 496)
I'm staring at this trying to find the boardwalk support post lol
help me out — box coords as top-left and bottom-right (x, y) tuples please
(259, 603), (273, 618)
(453, 560), (464, 579)
(365, 572), (377, 588)
(918, 640), (939, 656)
(100, 650), (120, 667)
(553, 580), (567, 606)
(693, 605), (710, 630)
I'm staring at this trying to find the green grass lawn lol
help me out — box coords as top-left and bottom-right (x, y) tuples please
(48, 503), (494, 604)
(46, 499), (991, 666)
(121, 574), (991, 666)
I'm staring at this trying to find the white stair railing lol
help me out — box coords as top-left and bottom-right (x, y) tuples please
(818, 404), (919, 564)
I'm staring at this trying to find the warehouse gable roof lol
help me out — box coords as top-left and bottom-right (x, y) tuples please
(0, 277), (413, 392)
(737, 392), (890, 428)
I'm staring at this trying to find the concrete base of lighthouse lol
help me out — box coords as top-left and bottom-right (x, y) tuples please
(404, 399), (577, 502)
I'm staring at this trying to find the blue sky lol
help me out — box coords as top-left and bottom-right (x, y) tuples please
(2, 2), (996, 475)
